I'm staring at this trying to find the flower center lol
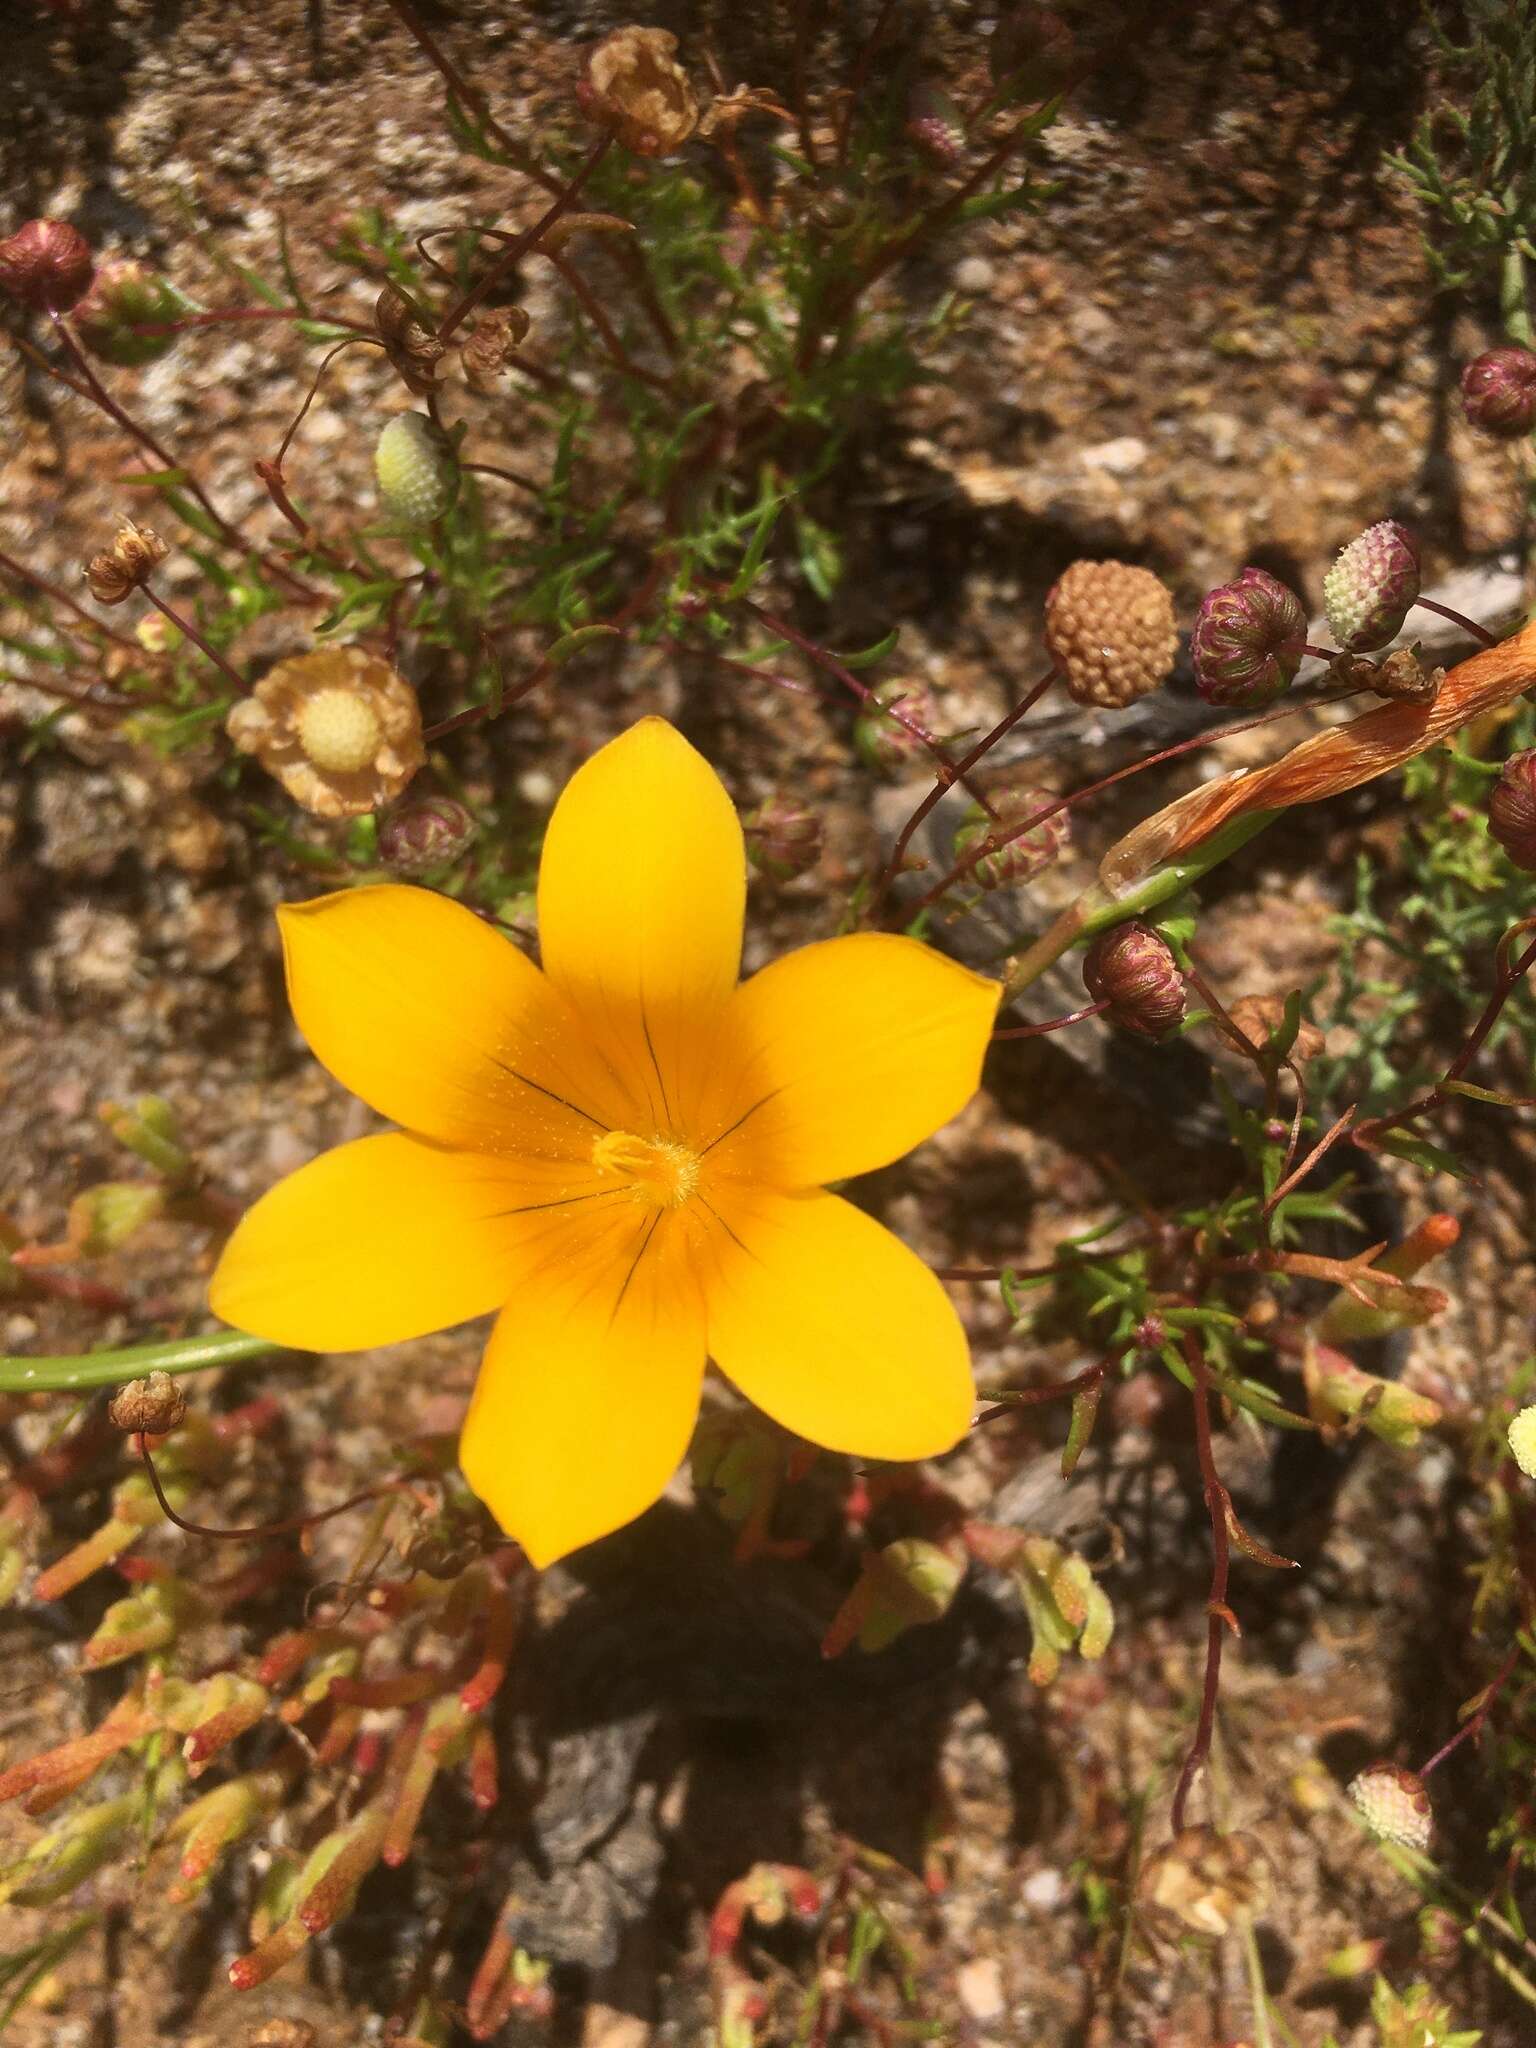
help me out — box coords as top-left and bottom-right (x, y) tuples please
(591, 1129), (700, 1208)
(295, 688), (383, 774)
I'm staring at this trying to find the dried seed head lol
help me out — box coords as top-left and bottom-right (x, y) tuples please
(1142, 1826), (1269, 1938)
(1322, 520), (1420, 653)
(1360, 646), (1444, 704)
(1349, 1762), (1432, 1852)
(73, 260), (183, 366)
(1460, 346), (1536, 439)
(952, 775), (1069, 890)
(0, 217), (94, 313)
(1190, 566), (1306, 708)
(374, 283), (445, 394)
(459, 307), (532, 390)
(1082, 921), (1185, 1038)
(374, 413), (458, 525)
(1044, 560), (1178, 708)
(227, 646), (425, 820)
(743, 797), (822, 882)
(108, 1370), (188, 1437)
(1488, 749), (1536, 871)
(84, 521), (168, 604)
(853, 684), (940, 773)
(582, 27), (700, 156)
(377, 794), (478, 875)
(1508, 1404), (1536, 1477)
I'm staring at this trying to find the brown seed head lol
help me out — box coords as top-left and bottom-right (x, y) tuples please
(0, 217), (94, 313)
(374, 284), (444, 394)
(108, 1370), (188, 1436)
(227, 646), (425, 820)
(1082, 921), (1186, 1038)
(1044, 560), (1178, 708)
(84, 522), (168, 604)
(582, 27), (700, 156)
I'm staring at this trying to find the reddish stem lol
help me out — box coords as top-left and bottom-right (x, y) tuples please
(1170, 1333), (1234, 1833)
(992, 1001), (1110, 1040)
(138, 1438), (407, 1544)
(1418, 1643), (1521, 1778)
(1412, 595), (1497, 649)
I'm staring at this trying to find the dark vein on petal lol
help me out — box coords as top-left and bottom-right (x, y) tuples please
(486, 1188), (623, 1219)
(701, 1088), (781, 1157)
(697, 1193), (760, 1261)
(490, 1057), (610, 1131)
(611, 1210), (662, 1322)
(639, 996), (673, 1126)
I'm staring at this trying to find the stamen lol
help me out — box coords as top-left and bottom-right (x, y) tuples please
(591, 1129), (700, 1208)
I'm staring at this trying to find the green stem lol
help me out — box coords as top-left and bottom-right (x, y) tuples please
(1000, 808), (1278, 1002)
(0, 1329), (285, 1395)
(1502, 244), (1533, 348)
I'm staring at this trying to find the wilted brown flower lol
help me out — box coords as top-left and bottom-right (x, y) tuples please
(1332, 646), (1443, 705)
(227, 646), (425, 819)
(1222, 993), (1325, 1063)
(1044, 559), (1178, 708)
(582, 27), (699, 156)
(84, 521), (168, 604)
(108, 1370), (188, 1436)
(460, 307), (532, 390)
(697, 85), (792, 143)
(375, 283), (444, 394)
(1142, 1825), (1269, 1938)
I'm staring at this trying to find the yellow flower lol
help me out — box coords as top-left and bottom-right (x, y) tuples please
(209, 720), (998, 1566)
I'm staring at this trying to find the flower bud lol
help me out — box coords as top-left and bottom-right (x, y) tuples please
(743, 797), (821, 882)
(1322, 520), (1420, 653)
(375, 412), (458, 525)
(1082, 922), (1186, 1038)
(582, 27), (700, 156)
(906, 84), (966, 167)
(1349, 1761), (1432, 1852)
(377, 794), (477, 875)
(83, 521), (168, 604)
(1303, 1347), (1441, 1448)
(952, 776), (1069, 890)
(853, 683), (940, 773)
(1190, 567), (1306, 708)
(73, 260), (185, 366)
(1044, 559), (1178, 708)
(1487, 749), (1536, 870)
(108, 1370), (188, 1437)
(1460, 346), (1536, 439)
(374, 283), (444, 395)
(0, 218), (94, 313)
(1508, 1404), (1536, 1477)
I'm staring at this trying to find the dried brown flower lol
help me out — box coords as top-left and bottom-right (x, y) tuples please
(108, 1370), (188, 1436)
(582, 27), (700, 156)
(1044, 559), (1178, 708)
(1142, 1825), (1269, 1938)
(697, 85), (792, 142)
(1223, 994), (1325, 1064)
(460, 307), (532, 390)
(83, 522), (168, 604)
(375, 283), (444, 394)
(227, 646), (425, 820)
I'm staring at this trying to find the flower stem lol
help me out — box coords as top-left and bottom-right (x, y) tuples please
(0, 1329), (284, 1396)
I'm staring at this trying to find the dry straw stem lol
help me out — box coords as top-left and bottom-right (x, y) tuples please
(1003, 616), (1536, 1000)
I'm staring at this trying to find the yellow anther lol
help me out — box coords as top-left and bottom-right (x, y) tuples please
(591, 1130), (699, 1208)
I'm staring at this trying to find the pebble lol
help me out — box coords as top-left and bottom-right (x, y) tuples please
(1021, 1865), (1066, 1910)
(954, 255), (997, 295)
(957, 1957), (1006, 2022)
(1080, 435), (1149, 478)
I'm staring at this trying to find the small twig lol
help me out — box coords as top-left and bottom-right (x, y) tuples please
(1171, 1332), (1234, 1833)
(1418, 1643), (1522, 1778)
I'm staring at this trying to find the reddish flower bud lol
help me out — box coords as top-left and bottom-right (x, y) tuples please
(953, 776), (1069, 889)
(1460, 346), (1536, 439)
(1348, 1761), (1431, 1852)
(1489, 749), (1536, 870)
(1083, 922), (1185, 1039)
(376, 794), (477, 875)
(1190, 567), (1306, 708)
(0, 218), (94, 313)
(744, 797), (821, 882)
(1322, 520), (1420, 653)
(853, 684), (940, 773)
(73, 260), (184, 366)
(906, 84), (966, 167)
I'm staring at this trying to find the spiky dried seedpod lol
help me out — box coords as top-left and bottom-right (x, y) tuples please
(0, 217), (94, 313)
(743, 797), (822, 882)
(375, 283), (444, 394)
(374, 413), (458, 525)
(108, 1371), (188, 1436)
(72, 260), (184, 366)
(1083, 921), (1186, 1038)
(952, 776), (1069, 890)
(1460, 346), (1536, 439)
(1487, 749), (1536, 871)
(460, 307), (532, 390)
(581, 27), (699, 156)
(1044, 560), (1178, 708)
(1190, 566), (1306, 708)
(1349, 1762), (1432, 1851)
(83, 521), (168, 604)
(227, 646), (426, 820)
(377, 794), (477, 875)
(1322, 520), (1420, 653)
(1508, 1404), (1536, 1477)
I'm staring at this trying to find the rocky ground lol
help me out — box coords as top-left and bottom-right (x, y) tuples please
(4, 3), (1536, 2045)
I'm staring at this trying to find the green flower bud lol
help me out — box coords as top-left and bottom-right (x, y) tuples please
(74, 260), (187, 367)
(374, 412), (458, 525)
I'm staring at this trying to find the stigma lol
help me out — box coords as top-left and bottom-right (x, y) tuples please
(591, 1129), (701, 1208)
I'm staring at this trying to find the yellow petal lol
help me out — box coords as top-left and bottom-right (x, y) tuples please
(701, 1185), (973, 1459)
(459, 1212), (706, 1567)
(209, 1135), (620, 1352)
(278, 884), (627, 1153)
(708, 933), (999, 1187)
(536, 720), (745, 1121)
